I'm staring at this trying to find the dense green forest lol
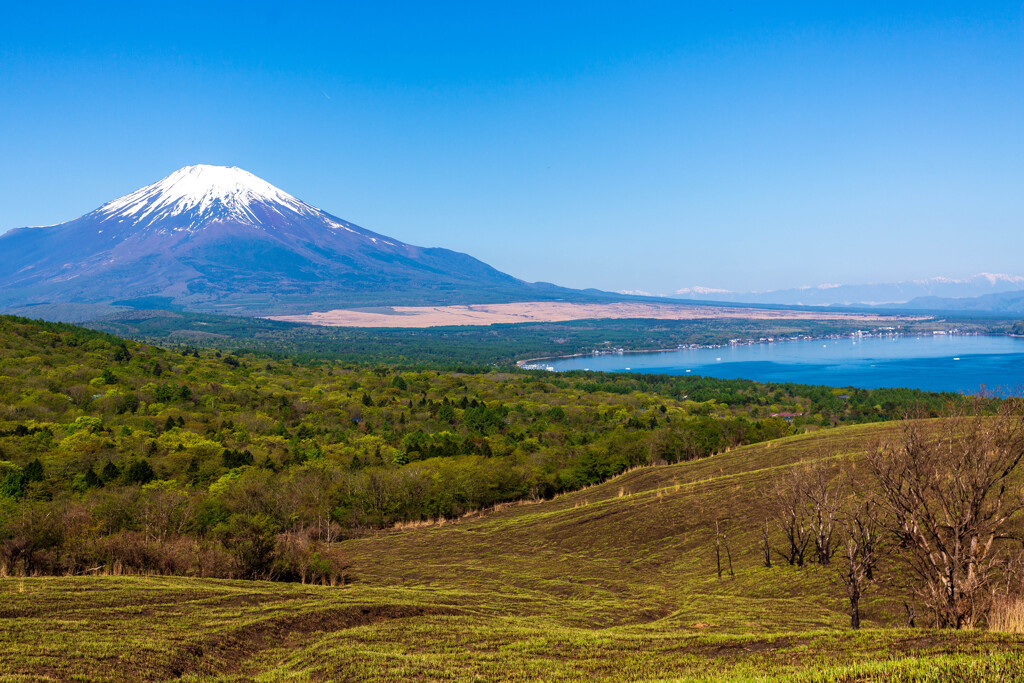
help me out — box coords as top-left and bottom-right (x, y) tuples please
(0, 315), (973, 582)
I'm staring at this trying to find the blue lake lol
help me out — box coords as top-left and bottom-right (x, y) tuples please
(538, 335), (1024, 394)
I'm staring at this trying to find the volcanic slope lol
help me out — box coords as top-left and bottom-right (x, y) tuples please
(0, 165), (568, 314)
(3, 423), (1023, 682)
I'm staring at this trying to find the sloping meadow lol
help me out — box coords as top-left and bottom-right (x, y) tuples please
(2, 424), (1024, 681)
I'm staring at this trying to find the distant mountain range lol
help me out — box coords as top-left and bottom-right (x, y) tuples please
(673, 274), (1024, 311)
(0, 165), (579, 316)
(897, 289), (1024, 314)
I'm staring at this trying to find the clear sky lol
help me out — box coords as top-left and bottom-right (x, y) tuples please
(2, 2), (1022, 294)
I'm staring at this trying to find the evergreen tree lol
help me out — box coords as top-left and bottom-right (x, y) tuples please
(101, 461), (121, 483)
(123, 459), (155, 485)
(23, 458), (44, 483)
(84, 467), (102, 488)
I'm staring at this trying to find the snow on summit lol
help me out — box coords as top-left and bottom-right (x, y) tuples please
(0, 162), (539, 315)
(93, 165), (319, 230)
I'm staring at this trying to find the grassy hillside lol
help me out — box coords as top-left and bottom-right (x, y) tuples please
(340, 423), (931, 635)
(2, 423), (1023, 681)
(0, 314), (965, 581)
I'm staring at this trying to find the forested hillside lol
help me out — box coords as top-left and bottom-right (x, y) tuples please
(0, 315), (967, 581)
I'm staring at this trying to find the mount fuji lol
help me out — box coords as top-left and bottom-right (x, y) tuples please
(0, 165), (566, 315)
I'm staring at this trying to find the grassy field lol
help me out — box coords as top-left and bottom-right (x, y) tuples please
(3, 422), (1023, 681)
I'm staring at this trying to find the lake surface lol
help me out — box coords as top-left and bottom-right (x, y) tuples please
(538, 335), (1024, 394)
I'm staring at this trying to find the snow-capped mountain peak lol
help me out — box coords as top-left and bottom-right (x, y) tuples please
(675, 286), (733, 296)
(91, 164), (318, 230)
(0, 164), (538, 313)
(977, 272), (1024, 286)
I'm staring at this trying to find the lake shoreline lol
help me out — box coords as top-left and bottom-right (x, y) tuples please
(516, 329), (985, 371)
(521, 331), (1024, 394)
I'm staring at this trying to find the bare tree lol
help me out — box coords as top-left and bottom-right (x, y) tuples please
(847, 498), (880, 581)
(867, 400), (1024, 628)
(839, 503), (878, 629)
(839, 535), (868, 629)
(771, 468), (811, 566)
(724, 527), (734, 578)
(805, 465), (844, 565)
(713, 520), (735, 579)
(760, 518), (772, 568)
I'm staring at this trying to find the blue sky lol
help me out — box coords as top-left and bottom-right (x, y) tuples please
(2, 2), (1022, 294)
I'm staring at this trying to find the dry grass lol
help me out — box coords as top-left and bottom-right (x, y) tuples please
(990, 596), (1024, 633)
(265, 301), (920, 329)
(391, 517), (449, 531)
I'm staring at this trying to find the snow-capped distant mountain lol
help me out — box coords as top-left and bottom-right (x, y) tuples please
(92, 165), (328, 231)
(674, 286), (732, 296)
(0, 165), (562, 314)
(672, 274), (1024, 308)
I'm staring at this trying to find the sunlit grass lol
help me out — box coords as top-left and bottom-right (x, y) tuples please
(2, 422), (1023, 680)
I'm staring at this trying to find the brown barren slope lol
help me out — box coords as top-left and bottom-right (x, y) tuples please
(266, 300), (923, 328)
